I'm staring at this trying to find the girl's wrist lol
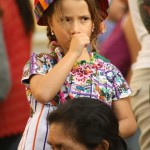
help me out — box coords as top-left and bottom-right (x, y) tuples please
(66, 50), (81, 60)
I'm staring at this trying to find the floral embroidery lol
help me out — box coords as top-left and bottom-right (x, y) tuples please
(22, 41), (131, 108)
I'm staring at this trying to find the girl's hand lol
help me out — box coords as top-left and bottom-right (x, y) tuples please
(69, 33), (90, 57)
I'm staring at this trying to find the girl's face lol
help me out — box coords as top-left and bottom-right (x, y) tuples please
(48, 0), (93, 53)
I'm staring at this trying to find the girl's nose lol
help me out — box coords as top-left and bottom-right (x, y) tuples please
(70, 22), (81, 35)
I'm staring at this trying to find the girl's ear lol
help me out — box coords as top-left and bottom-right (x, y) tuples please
(96, 140), (109, 150)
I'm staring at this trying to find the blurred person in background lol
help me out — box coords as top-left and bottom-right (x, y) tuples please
(126, 0), (150, 149)
(0, 9), (11, 100)
(97, 0), (128, 45)
(0, 0), (34, 149)
(97, 0), (131, 80)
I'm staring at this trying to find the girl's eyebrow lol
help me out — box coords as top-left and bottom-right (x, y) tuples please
(62, 14), (91, 18)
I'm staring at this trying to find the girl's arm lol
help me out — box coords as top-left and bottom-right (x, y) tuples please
(30, 33), (90, 104)
(30, 50), (79, 104)
(112, 98), (137, 138)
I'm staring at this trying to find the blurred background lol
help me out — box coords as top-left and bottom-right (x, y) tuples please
(29, 0), (49, 53)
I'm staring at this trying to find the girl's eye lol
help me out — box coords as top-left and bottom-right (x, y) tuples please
(60, 17), (71, 22)
(65, 18), (70, 22)
(80, 17), (90, 22)
(82, 17), (88, 20)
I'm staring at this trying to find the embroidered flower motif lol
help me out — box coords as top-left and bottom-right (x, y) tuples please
(71, 63), (93, 82)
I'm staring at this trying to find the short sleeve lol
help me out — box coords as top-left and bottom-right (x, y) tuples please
(111, 64), (132, 100)
(21, 52), (57, 85)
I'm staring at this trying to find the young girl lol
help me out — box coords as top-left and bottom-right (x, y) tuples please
(18, 0), (136, 149)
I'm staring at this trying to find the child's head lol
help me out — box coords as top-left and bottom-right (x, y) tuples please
(47, 97), (127, 150)
(34, 0), (109, 51)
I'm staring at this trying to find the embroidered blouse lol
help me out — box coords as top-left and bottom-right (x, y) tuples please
(22, 51), (131, 107)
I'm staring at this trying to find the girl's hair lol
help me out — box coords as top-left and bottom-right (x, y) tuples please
(15, 0), (34, 35)
(48, 97), (127, 150)
(44, 0), (106, 51)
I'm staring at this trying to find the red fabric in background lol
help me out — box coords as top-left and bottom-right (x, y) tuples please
(0, 0), (31, 137)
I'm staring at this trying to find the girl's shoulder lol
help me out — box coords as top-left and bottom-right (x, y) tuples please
(31, 52), (58, 62)
(92, 52), (114, 69)
(22, 52), (58, 84)
(92, 52), (123, 75)
(29, 52), (58, 68)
